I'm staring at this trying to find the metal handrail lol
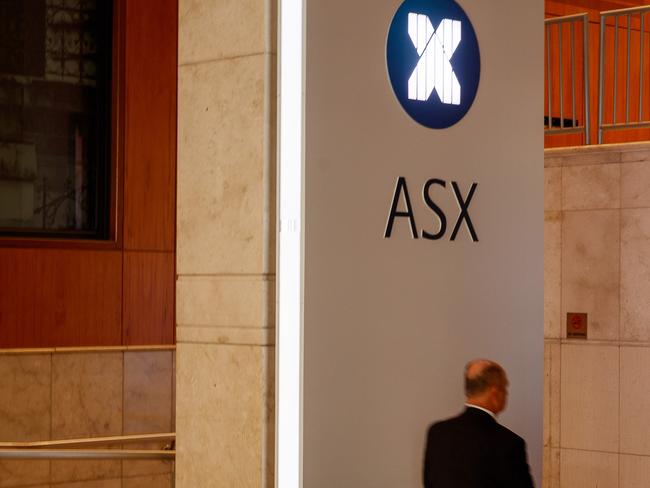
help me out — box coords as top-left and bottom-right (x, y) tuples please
(545, 12), (591, 24)
(0, 449), (175, 460)
(0, 433), (176, 487)
(598, 5), (650, 142)
(545, 13), (591, 144)
(0, 432), (175, 449)
(602, 5), (650, 16)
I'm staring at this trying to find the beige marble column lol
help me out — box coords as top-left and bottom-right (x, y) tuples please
(176, 0), (276, 486)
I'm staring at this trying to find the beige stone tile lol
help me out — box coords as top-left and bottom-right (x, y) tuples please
(264, 347), (275, 487)
(560, 449), (618, 488)
(51, 353), (123, 484)
(542, 447), (560, 488)
(123, 351), (173, 434)
(621, 148), (650, 163)
(176, 326), (274, 346)
(620, 454), (650, 488)
(124, 456), (170, 479)
(0, 355), (51, 488)
(562, 210), (620, 340)
(544, 146), (622, 166)
(545, 167), (562, 211)
(266, 54), (278, 278)
(621, 209), (650, 341)
(175, 343), (273, 487)
(562, 164), (620, 210)
(549, 345), (561, 448)
(50, 460), (121, 485)
(621, 162), (650, 208)
(0, 461), (49, 488)
(607, 142), (650, 153)
(51, 353), (123, 438)
(544, 211), (562, 339)
(172, 351), (176, 432)
(542, 447), (549, 488)
(123, 473), (171, 488)
(544, 346), (551, 447)
(620, 347), (650, 455)
(176, 276), (275, 328)
(177, 55), (273, 275)
(544, 156), (563, 168)
(122, 351), (173, 478)
(0, 354), (50, 441)
(544, 342), (561, 448)
(560, 344), (618, 451)
(179, 0), (273, 65)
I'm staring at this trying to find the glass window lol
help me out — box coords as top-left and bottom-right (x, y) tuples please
(0, 0), (113, 239)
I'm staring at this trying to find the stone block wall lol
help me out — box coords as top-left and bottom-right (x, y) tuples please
(175, 0), (276, 486)
(544, 142), (650, 488)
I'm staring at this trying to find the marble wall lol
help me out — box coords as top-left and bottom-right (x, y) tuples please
(0, 348), (174, 488)
(175, 0), (276, 486)
(544, 142), (650, 488)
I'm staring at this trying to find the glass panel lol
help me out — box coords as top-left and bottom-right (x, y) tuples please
(0, 0), (112, 239)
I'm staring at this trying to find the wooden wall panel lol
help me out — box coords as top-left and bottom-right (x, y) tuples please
(0, 249), (122, 348)
(123, 251), (175, 345)
(0, 249), (39, 347)
(0, 0), (177, 349)
(123, 0), (177, 252)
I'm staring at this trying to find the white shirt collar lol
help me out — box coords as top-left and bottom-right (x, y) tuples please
(465, 403), (497, 421)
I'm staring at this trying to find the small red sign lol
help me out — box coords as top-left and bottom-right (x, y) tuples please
(567, 313), (588, 339)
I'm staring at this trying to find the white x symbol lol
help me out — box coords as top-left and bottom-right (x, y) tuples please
(407, 14), (461, 105)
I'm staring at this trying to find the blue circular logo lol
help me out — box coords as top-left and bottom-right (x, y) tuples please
(386, 0), (481, 129)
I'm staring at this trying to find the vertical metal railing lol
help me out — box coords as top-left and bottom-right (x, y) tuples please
(545, 13), (591, 144)
(598, 6), (650, 143)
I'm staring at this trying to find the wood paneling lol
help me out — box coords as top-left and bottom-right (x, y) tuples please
(0, 0), (177, 349)
(123, 0), (177, 252)
(123, 251), (175, 345)
(0, 249), (122, 348)
(0, 249), (39, 347)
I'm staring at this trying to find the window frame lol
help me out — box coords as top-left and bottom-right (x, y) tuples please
(0, 0), (124, 250)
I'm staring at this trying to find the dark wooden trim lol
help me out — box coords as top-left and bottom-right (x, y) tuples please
(110, 0), (125, 248)
(173, 0), (178, 345)
(0, 238), (121, 250)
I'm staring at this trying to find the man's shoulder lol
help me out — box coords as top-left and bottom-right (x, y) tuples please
(427, 411), (465, 432)
(494, 422), (527, 448)
(426, 409), (483, 439)
(427, 410), (526, 446)
(425, 412), (468, 448)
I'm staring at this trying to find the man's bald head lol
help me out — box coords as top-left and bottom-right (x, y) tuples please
(464, 359), (509, 414)
(464, 359), (506, 397)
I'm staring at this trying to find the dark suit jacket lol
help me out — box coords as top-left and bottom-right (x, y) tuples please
(423, 407), (534, 488)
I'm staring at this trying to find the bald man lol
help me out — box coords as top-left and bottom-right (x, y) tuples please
(422, 359), (534, 488)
